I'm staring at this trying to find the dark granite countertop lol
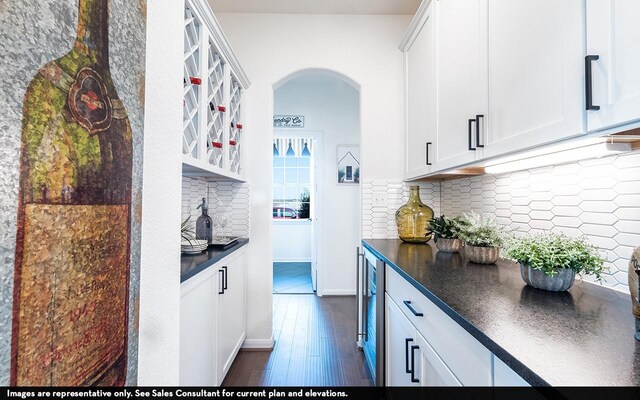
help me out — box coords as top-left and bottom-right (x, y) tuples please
(180, 238), (249, 283)
(363, 239), (640, 386)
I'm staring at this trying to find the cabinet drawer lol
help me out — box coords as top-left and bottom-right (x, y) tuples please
(386, 266), (492, 386)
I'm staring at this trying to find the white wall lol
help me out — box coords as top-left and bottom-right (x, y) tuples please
(137, 0), (184, 385)
(274, 78), (360, 292)
(273, 221), (312, 262)
(215, 12), (410, 345)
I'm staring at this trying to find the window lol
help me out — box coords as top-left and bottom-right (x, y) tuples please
(273, 138), (313, 220)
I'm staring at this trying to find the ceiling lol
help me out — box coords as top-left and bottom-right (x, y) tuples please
(209, 0), (421, 15)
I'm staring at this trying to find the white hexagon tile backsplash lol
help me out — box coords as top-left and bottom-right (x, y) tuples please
(361, 151), (640, 292)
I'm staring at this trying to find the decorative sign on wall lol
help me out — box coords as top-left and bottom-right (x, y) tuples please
(0, 0), (146, 386)
(337, 145), (360, 184)
(274, 115), (304, 128)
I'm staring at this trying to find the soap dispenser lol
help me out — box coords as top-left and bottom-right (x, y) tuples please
(196, 197), (213, 245)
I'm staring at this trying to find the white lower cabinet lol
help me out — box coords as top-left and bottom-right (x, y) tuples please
(216, 250), (246, 384)
(414, 330), (462, 387)
(180, 247), (247, 385)
(385, 294), (420, 386)
(385, 266), (529, 387)
(493, 356), (530, 387)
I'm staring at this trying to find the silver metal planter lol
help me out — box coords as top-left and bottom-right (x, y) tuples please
(435, 238), (462, 253)
(464, 244), (500, 264)
(520, 264), (576, 292)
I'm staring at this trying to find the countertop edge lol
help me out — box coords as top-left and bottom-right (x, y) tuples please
(180, 239), (249, 283)
(362, 239), (549, 387)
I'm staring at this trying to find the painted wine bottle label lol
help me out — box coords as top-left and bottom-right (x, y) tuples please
(12, 0), (131, 386)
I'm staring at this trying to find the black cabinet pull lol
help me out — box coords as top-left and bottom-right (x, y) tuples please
(468, 119), (476, 151)
(405, 338), (413, 373)
(475, 114), (484, 148)
(426, 142), (432, 166)
(222, 266), (228, 290)
(585, 55), (600, 111)
(403, 300), (424, 317)
(218, 269), (225, 294)
(410, 345), (420, 383)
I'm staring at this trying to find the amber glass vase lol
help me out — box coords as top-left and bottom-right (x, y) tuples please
(395, 186), (434, 243)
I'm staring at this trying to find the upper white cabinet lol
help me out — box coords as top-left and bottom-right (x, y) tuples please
(586, 0), (640, 133)
(182, 0), (250, 181)
(434, 0), (488, 171)
(403, 1), (437, 179)
(483, 0), (585, 158)
(401, 0), (602, 178)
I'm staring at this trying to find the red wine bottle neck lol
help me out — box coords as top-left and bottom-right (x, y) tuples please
(74, 0), (109, 65)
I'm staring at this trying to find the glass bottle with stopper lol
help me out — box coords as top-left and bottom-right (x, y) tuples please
(196, 197), (213, 244)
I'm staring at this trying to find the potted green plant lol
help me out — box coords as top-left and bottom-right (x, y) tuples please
(428, 215), (468, 253)
(506, 233), (605, 292)
(458, 212), (505, 264)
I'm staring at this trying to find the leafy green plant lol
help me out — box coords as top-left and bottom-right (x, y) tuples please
(181, 216), (195, 245)
(298, 188), (311, 219)
(428, 215), (468, 241)
(458, 212), (506, 248)
(506, 233), (606, 280)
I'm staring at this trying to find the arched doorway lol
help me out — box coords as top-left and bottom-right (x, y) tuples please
(271, 69), (361, 298)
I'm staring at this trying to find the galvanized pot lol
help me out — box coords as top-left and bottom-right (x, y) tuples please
(435, 238), (462, 253)
(520, 264), (576, 292)
(464, 244), (500, 264)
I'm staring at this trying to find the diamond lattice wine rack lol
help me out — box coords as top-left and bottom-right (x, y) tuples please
(182, 0), (250, 181)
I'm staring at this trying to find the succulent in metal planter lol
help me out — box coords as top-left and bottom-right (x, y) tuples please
(428, 215), (468, 253)
(520, 264), (576, 292)
(457, 212), (505, 264)
(464, 244), (501, 264)
(506, 233), (605, 292)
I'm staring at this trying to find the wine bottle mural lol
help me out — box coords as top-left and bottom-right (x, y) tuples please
(3, 0), (146, 386)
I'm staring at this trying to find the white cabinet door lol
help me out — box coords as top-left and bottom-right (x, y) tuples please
(485, 0), (585, 158)
(180, 268), (218, 385)
(414, 331), (462, 386)
(405, 1), (437, 180)
(493, 356), (530, 387)
(216, 250), (246, 384)
(587, 0), (640, 133)
(385, 294), (420, 386)
(435, 0), (488, 171)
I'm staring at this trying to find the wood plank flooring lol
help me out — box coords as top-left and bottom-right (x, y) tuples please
(222, 295), (373, 386)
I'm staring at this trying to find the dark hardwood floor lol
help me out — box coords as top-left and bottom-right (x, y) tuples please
(222, 294), (373, 386)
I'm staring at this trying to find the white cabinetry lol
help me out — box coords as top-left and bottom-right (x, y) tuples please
(216, 250), (246, 384)
(385, 265), (530, 387)
(483, 0), (585, 158)
(401, 0), (594, 177)
(182, 0), (249, 180)
(403, 1), (437, 179)
(493, 356), (530, 387)
(180, 247), (247, 386)
(385, 294), (421, 386)
(434, 0), (487, 171)
(179, 267), (218, 385)
(586, 0), (640, 133)
(414, 330), (461, 386)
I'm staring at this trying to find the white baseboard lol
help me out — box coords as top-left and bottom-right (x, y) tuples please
(273, 258), (312, 263)
(241, 336), (275, 351)
(320, 289), (356, 296)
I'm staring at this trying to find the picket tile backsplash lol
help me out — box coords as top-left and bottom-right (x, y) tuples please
(362, 151), (640, 292)
(182, 177), (250, 238)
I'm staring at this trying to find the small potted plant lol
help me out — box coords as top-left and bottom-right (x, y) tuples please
(428, 215), (468, 253)
(506, 233), (605, 292)
(458, 212), (505, 264)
